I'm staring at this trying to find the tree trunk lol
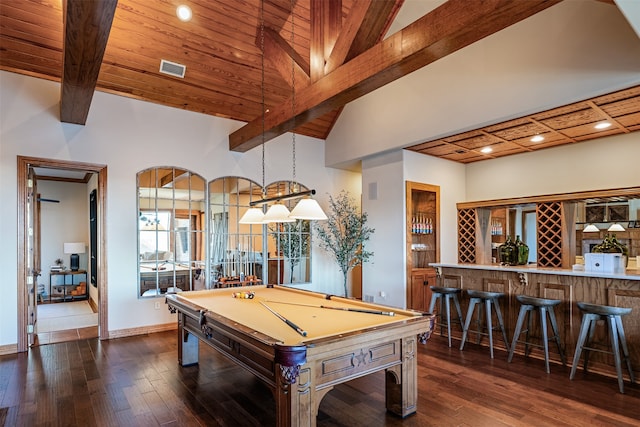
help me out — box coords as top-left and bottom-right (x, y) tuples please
(342, 270), (348, 297)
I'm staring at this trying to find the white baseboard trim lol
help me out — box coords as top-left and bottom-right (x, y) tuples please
(0, 343), (19, 355)
(106, 322), (177, 340)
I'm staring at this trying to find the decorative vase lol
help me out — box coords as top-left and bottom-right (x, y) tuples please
(515, 235), (529, 265)
(499, 236), (518, 266)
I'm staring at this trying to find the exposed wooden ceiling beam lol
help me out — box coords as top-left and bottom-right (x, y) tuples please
(310, 0), (341, 81)
(229, 0), (562, 153)
(326, 0), (402, 74)
(263, 26), (311, 87)
(60, 0), (117, 125)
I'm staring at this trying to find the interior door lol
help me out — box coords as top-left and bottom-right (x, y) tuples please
(26, 166), (41, 345)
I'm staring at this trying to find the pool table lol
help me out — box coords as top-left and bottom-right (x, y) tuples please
(165, 285), (434, 427)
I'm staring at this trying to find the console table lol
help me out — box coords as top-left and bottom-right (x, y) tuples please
(49, 270), (88, 302)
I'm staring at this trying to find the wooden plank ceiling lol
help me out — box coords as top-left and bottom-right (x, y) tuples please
(1, 0), (637, 163)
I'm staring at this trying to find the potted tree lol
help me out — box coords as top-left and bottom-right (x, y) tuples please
(315, 191), (374, 297)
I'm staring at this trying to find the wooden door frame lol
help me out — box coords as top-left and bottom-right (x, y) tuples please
(17, 156), (108, 352)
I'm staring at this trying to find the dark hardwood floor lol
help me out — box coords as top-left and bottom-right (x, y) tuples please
(1, 331), (638, 426)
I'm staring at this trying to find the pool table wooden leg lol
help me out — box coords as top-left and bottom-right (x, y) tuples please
(385, 336), (419, 417)
(177, 313), (199, 366)
(274, 364), (315, 427)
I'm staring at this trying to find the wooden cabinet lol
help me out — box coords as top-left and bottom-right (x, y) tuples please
(406, 181), (439, 310)
(409, 268), (435, 311)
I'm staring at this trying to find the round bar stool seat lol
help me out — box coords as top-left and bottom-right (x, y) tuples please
(569, 302), (635, 393)
(428, 286), (464, 347)
(507, 295), (566, 373)
(459, 290), (509, 358)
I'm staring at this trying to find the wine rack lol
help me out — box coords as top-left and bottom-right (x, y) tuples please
(458, 208), (476, 263)
(406, 181), (440, 311)
(536, 202), (563, 267)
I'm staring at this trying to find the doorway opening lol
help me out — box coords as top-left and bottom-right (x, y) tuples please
(17, 156), (108, 352)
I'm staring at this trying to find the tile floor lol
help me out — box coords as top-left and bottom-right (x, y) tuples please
(35, 300), (98, 345)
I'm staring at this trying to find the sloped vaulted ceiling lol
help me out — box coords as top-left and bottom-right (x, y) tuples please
(1, 0), (639, 163)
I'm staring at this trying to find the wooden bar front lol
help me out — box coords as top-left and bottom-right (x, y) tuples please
(431, 263), (640, 379)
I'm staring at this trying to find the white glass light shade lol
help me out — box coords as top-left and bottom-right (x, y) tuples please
(582, 224), (600, 233)
(63, 242), (86, 254)
(289, 198), (327, 220)
(608, 223), (625, 232)
(239, 208), (265, 224)
(263, 203), (294, 223)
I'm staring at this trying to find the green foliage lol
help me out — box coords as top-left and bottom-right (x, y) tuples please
(314, 191), (374, 296)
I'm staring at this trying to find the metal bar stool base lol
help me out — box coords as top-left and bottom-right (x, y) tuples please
(507, 295), (566, 374)
(569, 302), (635, 394)
(428, 286), (464, 348)
(459, 290), (509, 358)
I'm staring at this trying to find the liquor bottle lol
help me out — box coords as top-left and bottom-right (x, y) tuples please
(515, 235), (529, 265)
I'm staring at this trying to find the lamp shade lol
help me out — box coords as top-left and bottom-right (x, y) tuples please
(289, 198), (327, 220)
(239, 207), (265, 224)
(263, 203), (294, 223)
(607, 223), (625, 232)
(63, 242), (86, 254)
(582, 224), (600, 233)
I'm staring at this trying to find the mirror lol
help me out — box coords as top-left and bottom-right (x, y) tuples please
(265, 181), (312, 285)
(490, 205), (537, 264)
(208, 178), (312, 287)
(209, 177), (265, 287)
(577, 198), (640, 258)
(138, 167), (206, 297)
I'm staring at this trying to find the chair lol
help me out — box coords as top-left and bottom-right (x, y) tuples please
(428, 286), (464, 347)
(459, 290), (509, 358)
(507, 295), (566, 373)
(569, 302), (635, 393)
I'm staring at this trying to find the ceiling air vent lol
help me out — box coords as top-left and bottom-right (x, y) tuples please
(159, 59), (186, 78)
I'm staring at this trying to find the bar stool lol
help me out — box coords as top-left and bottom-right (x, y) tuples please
(428, 286), (464, 347)
(507, 295), (566, 373)
(569, 302), (635, 393)
(459, 290), (509, 358)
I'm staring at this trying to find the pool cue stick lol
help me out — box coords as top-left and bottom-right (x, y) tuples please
(259, 301), (308, 337)
(264, 300), (395, 316)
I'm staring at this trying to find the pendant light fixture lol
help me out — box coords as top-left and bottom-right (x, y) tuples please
(263, 202), (295, 223)
(263, 182), (295, 223)
(607, 223), (625, 232)
(243, 0), (325, 223)
(284, 0), (326, 221)
(582, 223), (600, 232)
(239, 3), (267, 225)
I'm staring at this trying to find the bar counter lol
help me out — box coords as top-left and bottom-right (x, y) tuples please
(429, 262), (640, 379)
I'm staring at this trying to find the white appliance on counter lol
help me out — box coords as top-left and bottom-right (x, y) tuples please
(584, 253), (626, 274)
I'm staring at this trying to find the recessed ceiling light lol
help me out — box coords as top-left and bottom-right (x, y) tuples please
(595, 122), (611, 129)
(530, 135), (544, 143)
(176, 5), (192, 22)
(480, 147), (493, 154)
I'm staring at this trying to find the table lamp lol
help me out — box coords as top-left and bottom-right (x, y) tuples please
(64, 242), (85, 271)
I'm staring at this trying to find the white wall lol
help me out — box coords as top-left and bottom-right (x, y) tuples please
(326, 0), (640, 167)
(361, 150), (466, 309)
(465, 132), (640, 202)
(361, 151), (406, 307)
(0, 71), (355, 347)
